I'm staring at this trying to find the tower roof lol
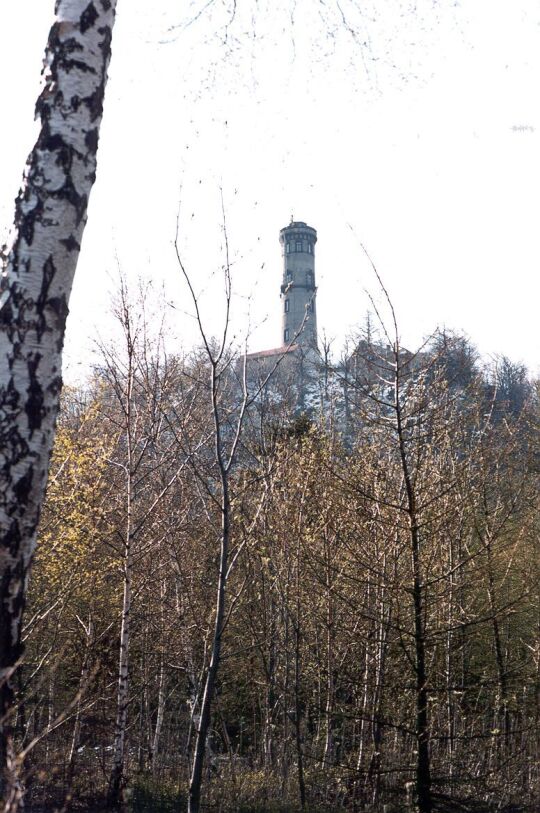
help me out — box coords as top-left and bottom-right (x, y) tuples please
(279, 221), (317, 243)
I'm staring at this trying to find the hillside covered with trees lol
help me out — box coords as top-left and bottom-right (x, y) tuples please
(14, 287), (539, 813)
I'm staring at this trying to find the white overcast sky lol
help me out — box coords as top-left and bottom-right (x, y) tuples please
(1, 0), (539, 380)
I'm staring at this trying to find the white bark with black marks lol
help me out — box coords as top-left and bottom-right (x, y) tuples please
(0, 0), (116, 801)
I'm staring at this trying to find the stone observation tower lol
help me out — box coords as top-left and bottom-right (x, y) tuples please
(279, 221), (318, 349)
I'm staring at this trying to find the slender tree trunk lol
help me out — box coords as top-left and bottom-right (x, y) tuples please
(395, 364), (432, 813)
(293, 540), (306, 811)
(281, 606), (291, 790)
(108, 365), (135, 807)
(356, 647), (370, 774)
(486, 535), (510, 744)
(111, 547), (134, 797)
(137, 643), (148, 773)
(188, 484), (230, 813)
(357, 580), (372, 774)
(188, 365), (231, 813)
(263, 600), (277, 771)
(445, 534), (456, 778)
(323, 548), (335, 766)
(151, 560), (167, 775)
(370, 606), (389, 807)
(293, 620), (306, 810)
(107, 517), (133, 806)
(45, 672), (55, 774)
(0, 3), (116, 804)
(410, 519), (432, 813)
(151, 655), (166, 775)
(366, 568), (391, 807)
(66, 619), (94, 798)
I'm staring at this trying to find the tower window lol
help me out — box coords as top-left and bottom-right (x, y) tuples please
(286, 271), (293, 283)
(284, 329), (290, 343)
(286, 243), (291, 253)
(284, 299), (290, 313)
(295, 241), (302, 252)
(307, 243), (313, 254)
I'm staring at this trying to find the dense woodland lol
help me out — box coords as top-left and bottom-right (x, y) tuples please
(12, 285), (539, 813)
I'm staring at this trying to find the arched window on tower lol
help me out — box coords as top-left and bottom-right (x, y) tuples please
(295, 241), (302, 252)
(284, 299), (290, 313)
(284, 328), (290, 343)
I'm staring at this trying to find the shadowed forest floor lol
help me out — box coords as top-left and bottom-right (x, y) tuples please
(25, 784), (533, 813)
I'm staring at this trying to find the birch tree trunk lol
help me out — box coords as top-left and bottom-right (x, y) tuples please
(66, 618), (94, 792)
(151, 654), (166, 775)
(0, 2), (116, 805)
(107, 461), (133, 807)
(150, 549), (168, 776)
(105, 294), (137, 808)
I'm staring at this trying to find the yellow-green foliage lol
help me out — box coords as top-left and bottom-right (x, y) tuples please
(31, 394), (119, 618)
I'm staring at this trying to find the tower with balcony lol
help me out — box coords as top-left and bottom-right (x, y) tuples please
(279, 221), (318, 349)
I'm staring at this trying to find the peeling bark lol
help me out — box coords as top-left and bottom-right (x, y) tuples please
(0, 1), (116, 803)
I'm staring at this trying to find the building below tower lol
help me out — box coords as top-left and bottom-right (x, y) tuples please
(245, 219), (320, 417)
